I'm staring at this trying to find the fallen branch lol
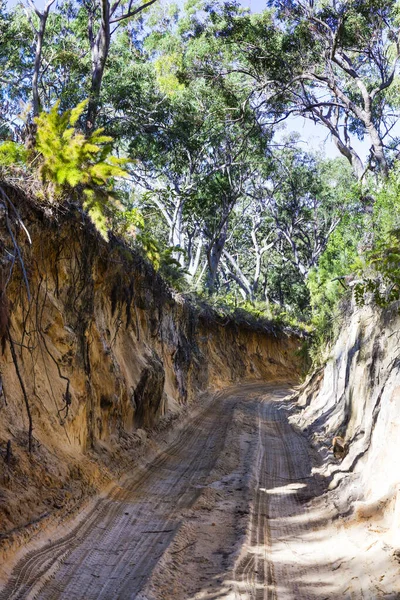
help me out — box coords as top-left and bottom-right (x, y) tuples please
(170, 541), (195, 555)
(142, 529), (174, 534)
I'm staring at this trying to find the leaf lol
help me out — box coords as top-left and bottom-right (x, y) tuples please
(0, 141), (28, 166)
(33, 100), (132, 239)
(69, 99), (89, 126)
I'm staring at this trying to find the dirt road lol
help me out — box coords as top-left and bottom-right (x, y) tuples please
(1, 383), (399, 599)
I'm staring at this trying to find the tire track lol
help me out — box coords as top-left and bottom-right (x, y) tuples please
(1, 405), (210, 600)
(233, 387), (316, 600)
(0, 390), (235, 600)
(234, 400), (278, 600)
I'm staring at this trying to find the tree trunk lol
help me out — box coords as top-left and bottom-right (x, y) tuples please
(206, 221), (229, 294)
(85, 0), (159, 132)
(222, 249), (253, 300)
(86, 0), (110, 132)
(32, 15), (47, 118)
(25, 0), (55, 147)
(331, 137), (365, 181)
(169, 199), (185, 266)
(188, 236), (203, 278)
(367, 122), (389, 177)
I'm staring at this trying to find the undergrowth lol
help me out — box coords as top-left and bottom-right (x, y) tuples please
(305, 165), (400, 365)
(186, 292), (311, 335)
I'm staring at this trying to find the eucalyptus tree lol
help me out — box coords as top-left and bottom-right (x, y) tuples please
(221, 149), (355, 309)
(221, 191), (276, 301)
(126, 77), (215, 271)
(24, 0), (57, 118)
(220, 197), (275, 301)
(192, 135), (267, 294)
(0, 1), (92, 141)
(2, 0), (159, 138)
(120, 0), (273, 292)
(80, 0), (159, 130)
(0, 0), (15, 136)
(274, 0), (400, 178)
(129, 73), (268, 290)
(264, 151), (353, 278)
(218, 0), (400, 179)
(0, 5), (33, 137)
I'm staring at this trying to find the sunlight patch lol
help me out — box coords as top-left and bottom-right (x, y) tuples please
(260, 482), (307, 495)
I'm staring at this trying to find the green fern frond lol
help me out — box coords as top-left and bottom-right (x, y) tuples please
(69, 99), (89, 126)
(34, 100), (130, 239)
(0, 141), (28, 166)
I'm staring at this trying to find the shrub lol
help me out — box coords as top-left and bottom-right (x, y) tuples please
(0, 141), (27, 166)
(354, 165), (400, 310)
(35, 100), (128, 237)
(307, 212), (364, 359)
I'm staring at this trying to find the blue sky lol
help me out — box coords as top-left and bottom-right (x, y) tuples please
(8, 0), (268, 10)
(241, 0), (267, 11)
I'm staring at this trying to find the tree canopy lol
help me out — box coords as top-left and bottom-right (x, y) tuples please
(2, 0), (400, 338)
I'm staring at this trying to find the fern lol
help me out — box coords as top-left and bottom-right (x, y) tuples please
(83, 190), (109, 240)
(35, 100), (129, 238)
(0, 141), (28, 166)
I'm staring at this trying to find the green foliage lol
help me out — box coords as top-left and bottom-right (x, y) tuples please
(354, 229), (400, 308)
(157, 246), (188, 290)
(305, 164), (400, 361)
(136, 230), (162, 269)
(35, 100), (128, 190)
(372, 166), (400, 237)
(353, 166), (400, 309)
(35, 100), (128, 237)
(111, 202), (188, 288)
(154, 52), (185, 96)
(112, 206), (145, 237)
(195, 293), (310, 333)
(307, 210), (364, 359)
(135, 232), (188, 289)
(0, 141), (27, 166)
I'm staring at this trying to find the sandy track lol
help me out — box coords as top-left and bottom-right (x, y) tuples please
(1, 383), (399, 600)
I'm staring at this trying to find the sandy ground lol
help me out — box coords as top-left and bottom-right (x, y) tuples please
(0, 382), (399, 600)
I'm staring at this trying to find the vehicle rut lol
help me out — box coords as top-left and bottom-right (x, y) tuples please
(0, 390), (238, 600)
(4, 382), (383, 600)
